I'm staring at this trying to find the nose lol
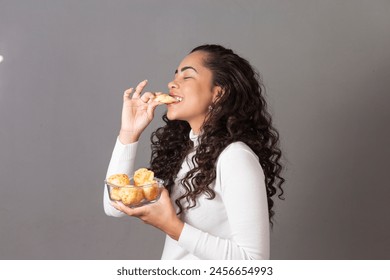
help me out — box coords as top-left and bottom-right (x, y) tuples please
(168, 79), (178, 90)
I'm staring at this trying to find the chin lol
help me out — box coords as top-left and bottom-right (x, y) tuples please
(166, 110), (178, 121)
(167, 110), (187, 122)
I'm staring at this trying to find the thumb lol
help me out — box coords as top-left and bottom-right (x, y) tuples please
(147, 101), (160, 118)
(160, 188), (169, 197)
(159, 188), (171, 204)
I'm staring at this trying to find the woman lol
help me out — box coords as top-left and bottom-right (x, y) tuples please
(104, 44), (285, 259)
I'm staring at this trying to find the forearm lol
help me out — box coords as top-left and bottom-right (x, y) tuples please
(103, 136), (138, 217)
(163, 217), (184, 241)
(119, 129), (140, 145)
(178, 223), (269, 260)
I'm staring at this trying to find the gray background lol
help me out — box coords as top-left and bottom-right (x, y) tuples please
(0, 0), (389, 259)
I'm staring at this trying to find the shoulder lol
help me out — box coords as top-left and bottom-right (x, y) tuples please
(215, 141), (265, 193)
(218, 141), (259, 163)
(216, 141), (263, 175)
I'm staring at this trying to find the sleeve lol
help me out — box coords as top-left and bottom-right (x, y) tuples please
(177, 144), (270, 259)
(103, 136), (138, 217)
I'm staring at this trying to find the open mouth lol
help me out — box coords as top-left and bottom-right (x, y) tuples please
(170, 95), (183, 102)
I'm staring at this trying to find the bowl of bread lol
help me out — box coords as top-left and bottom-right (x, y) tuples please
(105, 168), (164, 208)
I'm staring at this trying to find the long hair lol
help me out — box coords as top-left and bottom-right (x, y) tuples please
(149, 44), (285, 225)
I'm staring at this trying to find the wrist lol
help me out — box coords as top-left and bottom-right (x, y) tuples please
(166, 218), (184, 241)
(119, 129), (140, 144)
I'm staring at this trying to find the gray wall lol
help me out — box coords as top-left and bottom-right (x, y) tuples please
(0, 0), (389, 259)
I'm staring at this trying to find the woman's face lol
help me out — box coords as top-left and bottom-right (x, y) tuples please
(167, 51), (220, 133)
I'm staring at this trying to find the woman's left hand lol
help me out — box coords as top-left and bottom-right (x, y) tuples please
(110, 188), (184, 241)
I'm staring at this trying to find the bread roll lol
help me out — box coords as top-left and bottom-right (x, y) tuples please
(154, 94), (178, 104)
(143, 181), (159, 201)
(134, 168), (154, 186)
(119, 186), (144, 206)
(107, 173), (130, 187)
(107, 174), (130, 201)
(110, 187), (122, 201)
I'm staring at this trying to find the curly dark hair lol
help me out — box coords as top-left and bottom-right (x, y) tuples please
(149, 44), (285, 225)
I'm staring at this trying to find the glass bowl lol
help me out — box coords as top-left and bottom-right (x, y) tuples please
(105, 177), (164, 208)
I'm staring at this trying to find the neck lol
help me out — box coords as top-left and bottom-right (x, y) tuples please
(188, 115), (207, 135)
(192, 128), (200, 135)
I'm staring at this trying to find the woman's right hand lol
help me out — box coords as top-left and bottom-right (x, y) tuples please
(119, 80), (160, 144)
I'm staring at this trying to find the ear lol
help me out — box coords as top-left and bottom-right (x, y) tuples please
(212, 86), (224, 103)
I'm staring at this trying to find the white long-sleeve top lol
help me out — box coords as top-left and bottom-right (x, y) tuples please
(104, 129), (270, 259)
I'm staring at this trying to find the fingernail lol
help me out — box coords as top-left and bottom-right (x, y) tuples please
(144, 79), (148, 83)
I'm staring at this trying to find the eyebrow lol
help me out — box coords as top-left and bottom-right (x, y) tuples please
(174, 66), (198, 75)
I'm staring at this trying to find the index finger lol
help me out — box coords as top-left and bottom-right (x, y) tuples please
(141, 91), (156, 103)
(132, 79), (148, 99)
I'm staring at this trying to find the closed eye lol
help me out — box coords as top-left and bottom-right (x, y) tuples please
(183, 77), (192, 80)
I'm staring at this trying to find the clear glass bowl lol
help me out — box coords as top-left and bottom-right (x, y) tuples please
(105, 177), (164, 208)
